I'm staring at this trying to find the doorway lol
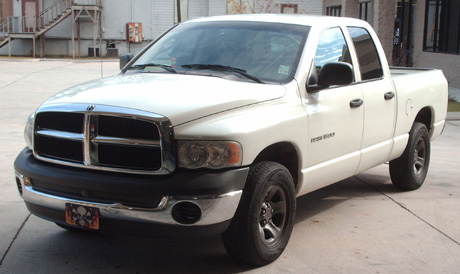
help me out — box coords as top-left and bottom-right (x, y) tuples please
(22, 0), (39, 32)
(393, 0), (417, 66)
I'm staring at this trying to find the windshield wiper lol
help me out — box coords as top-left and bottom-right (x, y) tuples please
(181, 64), (264, 84)
(128, 63), (176, 73)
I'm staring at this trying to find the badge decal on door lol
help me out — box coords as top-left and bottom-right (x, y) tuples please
(311, 132), (335, 143)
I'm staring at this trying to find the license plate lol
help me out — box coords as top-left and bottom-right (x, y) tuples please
(65, 203), (100, 230)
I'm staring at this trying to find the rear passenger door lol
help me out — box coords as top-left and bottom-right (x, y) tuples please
(346, 27), (396, 173)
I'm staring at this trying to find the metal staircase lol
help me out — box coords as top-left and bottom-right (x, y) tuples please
(0, 0), (101, 57)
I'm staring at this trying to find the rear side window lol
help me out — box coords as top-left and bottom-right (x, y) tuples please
(347, 27), (383, 81)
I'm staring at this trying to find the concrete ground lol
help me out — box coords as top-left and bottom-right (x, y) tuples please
(0, 59), (459, 273)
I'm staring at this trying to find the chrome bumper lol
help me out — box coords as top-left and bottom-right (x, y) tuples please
(16, 172), (242, 226)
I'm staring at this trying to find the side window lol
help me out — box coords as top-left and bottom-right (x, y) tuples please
(347, 27), (383, 81)
(314, 27), (353, 80)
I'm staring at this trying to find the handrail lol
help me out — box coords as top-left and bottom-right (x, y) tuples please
(0, 17), (13, 36)
(0, 16), (37, 34)
(38, 0), (73, 31)
(0, 0), (101, 35)
(38, 0), (72, 18)
(73, 0), (101, 6)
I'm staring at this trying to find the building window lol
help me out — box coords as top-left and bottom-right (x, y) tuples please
(358, 1), (374, 26)
(359, 2), (369, 21)
(424, 0), (460, 54)
(326, 6), (342, 17)
(281, 4), (298, 14)
(175, 0), (188, 24)
(359, 1), (374, 24)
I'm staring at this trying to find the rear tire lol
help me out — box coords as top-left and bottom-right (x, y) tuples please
(222, 161), (296, 266)
(390, 122), (431, 190)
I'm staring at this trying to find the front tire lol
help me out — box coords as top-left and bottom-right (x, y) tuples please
(222, 161), (296, 266)
(390, 122), (431, 190)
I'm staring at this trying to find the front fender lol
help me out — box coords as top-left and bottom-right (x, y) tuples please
(173, 98), (308, 167)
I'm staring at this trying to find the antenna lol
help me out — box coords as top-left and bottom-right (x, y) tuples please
(99, 7), (103, 78)
(100, 51), (103, 78)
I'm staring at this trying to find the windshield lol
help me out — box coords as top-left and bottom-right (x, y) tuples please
(128, 21), (310, 83)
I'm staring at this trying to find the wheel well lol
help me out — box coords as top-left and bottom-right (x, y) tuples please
(414, 107), (432, 132)
(252, 142), (299, 188)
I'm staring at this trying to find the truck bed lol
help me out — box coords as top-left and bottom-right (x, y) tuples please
(390, 66), (436, 77)
(389, 66), (448, 144)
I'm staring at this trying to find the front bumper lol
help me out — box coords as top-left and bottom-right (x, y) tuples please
(14, 148), (249, 237)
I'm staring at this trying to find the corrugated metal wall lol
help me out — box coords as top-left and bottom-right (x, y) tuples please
(152, 0), (174, 39)
(188, 0), (209, 19)
(209, 0), (227, 16)
(102, 0), (174, 40)
(102, 0), (132, 40)
(227, 0), (322, 14)
(297, 0), (322, 14)
(1, 0), (322, 57)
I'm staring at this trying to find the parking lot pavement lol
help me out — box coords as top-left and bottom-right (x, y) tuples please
(0, 59), (459, 273)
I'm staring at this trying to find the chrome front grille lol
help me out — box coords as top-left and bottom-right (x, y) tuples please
(32, 104), (175, 175)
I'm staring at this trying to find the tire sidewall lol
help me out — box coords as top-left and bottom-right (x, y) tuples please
(222, 161), (296, 266)
(248, 163), (296, 263)
(408, 123), (431, 188)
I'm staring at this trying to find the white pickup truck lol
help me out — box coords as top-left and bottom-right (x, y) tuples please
(14, 15), (448, 265)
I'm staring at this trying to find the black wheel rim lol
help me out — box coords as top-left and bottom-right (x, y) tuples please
(258, 184), (288, 245)
(413, 137), (427, 176)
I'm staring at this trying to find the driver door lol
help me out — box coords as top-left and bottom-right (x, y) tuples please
(300, 27), (364, 194)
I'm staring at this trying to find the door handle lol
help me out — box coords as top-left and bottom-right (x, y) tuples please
(350, 98), (363, 108)
(384, 91), (395, 100)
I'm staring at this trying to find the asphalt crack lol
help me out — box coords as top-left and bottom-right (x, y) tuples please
(0, 213), (31, 266)
(355, 176), (460, 247)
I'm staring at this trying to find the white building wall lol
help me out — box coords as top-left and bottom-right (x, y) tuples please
(1, 0), (322, 57)
(114, 0), (175, 56)
(131, 0), (156, 40)
(151, 0), (174, 38)
(189, 0), (209, 19)
(101, 0), (132, 40)
(227, 0), (322, 14)
(44, 17), (72, 39)
(296, 0), (322, 14)
(1, 40), (31, 56)
(13, 0), (22, 16)
(209, 0), (227, 16)
(45, 40), (72, 56)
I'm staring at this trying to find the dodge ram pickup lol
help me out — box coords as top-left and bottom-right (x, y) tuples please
(14, 14), (448, 266)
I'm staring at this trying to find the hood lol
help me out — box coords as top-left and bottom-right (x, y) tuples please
(43, 73), (286, 126)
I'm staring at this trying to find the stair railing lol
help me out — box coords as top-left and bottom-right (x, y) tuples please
(38, 0), (73, 31)
(0, 0), (100, 36)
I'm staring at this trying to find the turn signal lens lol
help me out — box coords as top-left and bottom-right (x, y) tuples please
(24, 112), (35, 150)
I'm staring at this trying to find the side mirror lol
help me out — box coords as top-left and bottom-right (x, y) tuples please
(307, 62), (353, 93)
(119, 53), (134, 70)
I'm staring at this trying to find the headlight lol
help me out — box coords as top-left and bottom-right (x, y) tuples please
(24, 112), (35, 150)
(178, 141), (242, 169)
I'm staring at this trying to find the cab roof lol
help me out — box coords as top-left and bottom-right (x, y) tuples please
(185, 14), (368, 28)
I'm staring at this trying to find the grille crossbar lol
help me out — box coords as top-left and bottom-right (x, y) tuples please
(32, 104), (175, 175)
